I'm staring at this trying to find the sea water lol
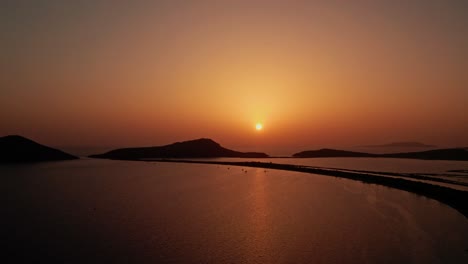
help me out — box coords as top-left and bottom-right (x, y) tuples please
(2, 159), (467, 263)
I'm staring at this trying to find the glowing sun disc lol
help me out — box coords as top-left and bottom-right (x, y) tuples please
(255, 123), (263, 131)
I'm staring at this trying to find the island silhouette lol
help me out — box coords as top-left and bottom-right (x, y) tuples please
(293, 149), (375, 158)
(88, 137), (468, 161)
(2, 135), (466, 162)
(293, 147), (468, 161)
(0, 135), (78, 162)
(362, 141), (437, 148)
(89, 138), (269, 159)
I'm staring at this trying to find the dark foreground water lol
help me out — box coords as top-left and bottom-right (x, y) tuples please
(2, 159), (468, 263)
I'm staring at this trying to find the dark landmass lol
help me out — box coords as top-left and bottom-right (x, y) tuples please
(363, 141), (436, 148)
(150, 159), (468, 218)
(293, 148), (375, 158)
(383, 148), (468, 160)
(293, 147), (468, 161)
(0, 135), (78, 163)
(89, 138), (269, 160)
(448, 169), (468, 174)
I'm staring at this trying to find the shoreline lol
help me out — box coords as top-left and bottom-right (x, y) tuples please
(145, 159), (468, 218)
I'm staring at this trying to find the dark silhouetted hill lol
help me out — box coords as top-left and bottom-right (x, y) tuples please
(363, 141), (436, 148)
(293, 149), (376, 158)
(0, 135), (78, 163)
(382, 148), (468, 161)
(89, 138), (269, 160)
(293, 147), (468, 161)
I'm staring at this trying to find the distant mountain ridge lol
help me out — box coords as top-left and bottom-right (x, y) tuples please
(383, 148), (468, 160)
(293, 149), (375, 158)
(293, 147), (468, 161)
(0, 135), (78, 162)
(363, 141), (436, 148)
(89, 138), (269, 160)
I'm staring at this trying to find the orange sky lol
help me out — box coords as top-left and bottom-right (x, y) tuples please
(1, 1), (467, 155)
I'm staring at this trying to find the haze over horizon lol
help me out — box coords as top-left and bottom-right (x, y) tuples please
(2, 0), (467, 154)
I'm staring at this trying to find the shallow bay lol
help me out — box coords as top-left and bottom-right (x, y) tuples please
(3, 159), (467, 263)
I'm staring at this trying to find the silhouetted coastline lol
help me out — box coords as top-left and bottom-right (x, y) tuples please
(89, 138), (468, 161)
(293, 149), (375, 158)
(89, 138), (269, 159)
(294, 147), (468, 161)
(0, 135), (78, 163)
(362, 142), (437, 148)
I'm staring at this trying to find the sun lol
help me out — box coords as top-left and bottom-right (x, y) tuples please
(255, 123), (263, 131)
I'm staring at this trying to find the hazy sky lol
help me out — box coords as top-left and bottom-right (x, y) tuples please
(1, 0), (467, 154)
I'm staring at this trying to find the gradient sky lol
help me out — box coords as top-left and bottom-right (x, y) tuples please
(1, 0), (467, 155)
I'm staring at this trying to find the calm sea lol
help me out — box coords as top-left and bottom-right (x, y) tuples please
(210, 157), (468, 189)
(3, 159), (468, 263)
